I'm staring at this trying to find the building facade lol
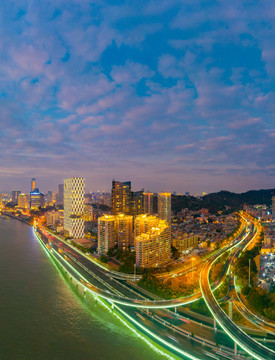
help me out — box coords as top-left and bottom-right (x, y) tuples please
(158, 193), (171, 223)
(116, 213), (133, 250)
(172, 233), (199, 253)
(135, 219), (171, 268)
(64, 177), (85, 238)
(98, 215), (117, 255)
(18, 194), (29, 209)
(131, 190), (144, 216)
(12, 190), (21, 203)
(112, 180), (131, 215)
(143, 192), (153, 215)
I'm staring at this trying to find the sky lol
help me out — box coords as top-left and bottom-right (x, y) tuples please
(0, 0), (274, 194)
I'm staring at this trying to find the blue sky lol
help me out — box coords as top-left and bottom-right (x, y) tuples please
(0, 0), (274, 194)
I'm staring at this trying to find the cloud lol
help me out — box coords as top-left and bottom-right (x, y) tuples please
(0, 0), (274, 193)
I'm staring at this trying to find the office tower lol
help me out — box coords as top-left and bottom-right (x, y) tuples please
(0, 194), (2, 207)
(31, 178), (36, 192)
(158, 193), (171, 223)
(112, 180), (131, 214)
(30, 188), (44, 209)
(135, 219), (171, 268)
(131, 190), (144, 215)
(18, 194), (29, 209)
(12, 190), (21, 203)
(98, 215), (116, 255)
(272, 196), (275, 221)
(116, 213), (133, 250)
(57, 184), (64, 206)
(143, 192), (153, 215)
(64, 177), (85, 238)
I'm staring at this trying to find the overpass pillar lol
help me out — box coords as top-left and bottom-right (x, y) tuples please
(174, 307), (177, 314)
(234, 342), (237, 358)
(229, 300), (233, 320)
(112, 303), (114, 310)
(214, 318), (217, 331)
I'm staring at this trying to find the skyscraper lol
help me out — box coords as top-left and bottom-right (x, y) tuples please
(31, 178), (36, 192)
(12, 190), (21, 203)
(272, 196), (275, 221)
(143, 192), (153, 215)
(131, 190), (144, 215)
(135, 219), (171, 268)
(112, 180), (131, 215)
(30, 188), (44, 209)
(158, 193), (171, 223)
(116, 213), (133, 250)
(98, 215), (117, 255)
(64, 177), (85, 239)
(57, 184), (64, 206)
(18, 194), (29, 209)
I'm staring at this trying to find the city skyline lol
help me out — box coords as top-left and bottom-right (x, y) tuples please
(0, 1), (274, 194)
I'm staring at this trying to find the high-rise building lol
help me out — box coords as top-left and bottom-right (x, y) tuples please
(83, 204), (94, 221)
(31, 178), (36, 192)
(64, 177), (85, 239)
(30, 188), (44, 209)
(158, 193), (171, 223)
(98, 215), (116, 255)
(112, 180), (131, 215)
(134, 215), (160, 238)
(143, 193), (153, 215)
(272, 196), (275, 221)
(116, 213), (133, 250)
(18, 194), (29, 209)
(131, 190), (144, 215)
(0, 194), (2, 207)
(57, 184), (64, 206)
(12, 190), (21, 203)
(135, 219), (171, 268)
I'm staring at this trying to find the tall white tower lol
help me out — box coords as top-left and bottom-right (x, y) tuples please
(64, 177), (85, 238)
(158, 193), (171, 223)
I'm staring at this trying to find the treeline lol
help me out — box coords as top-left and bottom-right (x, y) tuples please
(235, 235), (275, 320)
(172, 188), (275, 214)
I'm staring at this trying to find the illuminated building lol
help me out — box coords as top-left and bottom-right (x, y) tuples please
(30, 188), (44, 209)
(18, 194), (29, 209)
(64, 177), (85, 239)
(12, 190), (21, 203)
(112, 180), (131, 215)
(172, 233), (199, 253)
(97, 213), (133, 254)
(158, 192), (171, 223)
(0, 194), (2, 207)
(131, 190), (144, 215)
(135, 219), (171, 268)
(272, 196), (275, 221)
(83, 204), (94, 221)
(143, 192), (153, 215)
(134, 215), (160, 238)
(116, 213), (133, 250)
(98, 215), (116, 255)
(31, 178), (36, 192)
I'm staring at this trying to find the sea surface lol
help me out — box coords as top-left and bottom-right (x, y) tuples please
(0, 218), (173, 360)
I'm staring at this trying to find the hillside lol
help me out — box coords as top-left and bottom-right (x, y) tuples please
(172, 188), (275, 214)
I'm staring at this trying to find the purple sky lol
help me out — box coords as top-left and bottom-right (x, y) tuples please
(0, 1), (274, 194)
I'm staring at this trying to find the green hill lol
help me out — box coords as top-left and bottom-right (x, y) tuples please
(172, 188), (275, 214)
